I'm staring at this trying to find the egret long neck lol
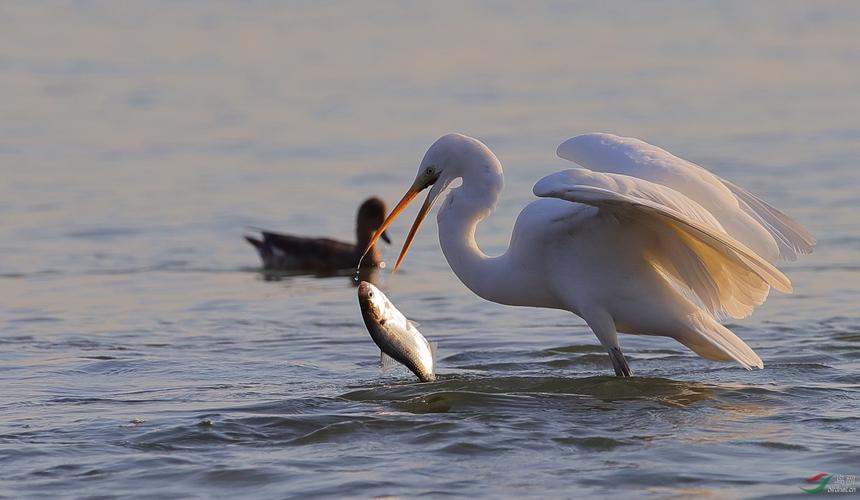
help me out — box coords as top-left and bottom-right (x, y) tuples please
(436, 162), (514, 305)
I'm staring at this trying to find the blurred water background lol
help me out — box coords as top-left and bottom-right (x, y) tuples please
(1, 1), (859, 498)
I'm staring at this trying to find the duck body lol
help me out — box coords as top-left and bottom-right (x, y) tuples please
(245, 197), (390, 274)
(245, 232), (373, 272)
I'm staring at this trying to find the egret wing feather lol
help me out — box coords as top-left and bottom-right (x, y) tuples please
(721, 179), (815, 258)
(534, 169), (791, 320)
(556, 133), (814, 261)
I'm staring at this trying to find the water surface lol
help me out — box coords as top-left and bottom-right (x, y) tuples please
(1, 2), (859, 498)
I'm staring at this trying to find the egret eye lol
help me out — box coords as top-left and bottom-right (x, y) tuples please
(425, 166), (435, 176)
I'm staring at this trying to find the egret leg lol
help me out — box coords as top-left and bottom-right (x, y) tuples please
(581, 309), (633, 377)
(608, 347), (632, 377)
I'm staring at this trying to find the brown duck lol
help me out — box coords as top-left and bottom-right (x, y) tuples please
(245, 197), (390, 273)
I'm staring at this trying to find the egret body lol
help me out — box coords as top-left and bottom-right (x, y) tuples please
(364, 133), (814, 376)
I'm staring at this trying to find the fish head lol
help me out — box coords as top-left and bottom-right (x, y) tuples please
(357, 281), (387, 322)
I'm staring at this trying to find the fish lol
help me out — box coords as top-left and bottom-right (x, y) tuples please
(357, 281), (436, 382)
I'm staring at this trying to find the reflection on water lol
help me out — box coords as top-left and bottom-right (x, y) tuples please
(256, 265), (382, 287)
(342, 375), (717, 410)
(1, 1), (859, 498)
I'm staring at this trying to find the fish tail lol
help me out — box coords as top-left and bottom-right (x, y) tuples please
(244, 235), (272, 260)
(430, 341), (439, 375)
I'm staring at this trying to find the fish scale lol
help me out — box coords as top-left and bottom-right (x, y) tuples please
(357, 281), (437, 382)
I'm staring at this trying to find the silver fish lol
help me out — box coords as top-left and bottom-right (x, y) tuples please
(357, 281), (436, 382)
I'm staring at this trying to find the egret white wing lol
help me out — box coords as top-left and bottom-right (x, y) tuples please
(534, 168), (792, 320)
(720, 178), (815, 258)
(556, 133), (814, 261)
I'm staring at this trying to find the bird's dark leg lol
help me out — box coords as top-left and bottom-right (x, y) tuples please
(581, 308), (633, 378)
(608, 346), (633, 377)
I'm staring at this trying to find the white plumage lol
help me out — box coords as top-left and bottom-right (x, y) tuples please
(556, 134), (815, 262)
(364, 133), (814, 376)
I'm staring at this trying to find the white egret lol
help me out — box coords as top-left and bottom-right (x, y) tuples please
(362, 133), (814, 376)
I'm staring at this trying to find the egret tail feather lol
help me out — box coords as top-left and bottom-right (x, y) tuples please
(675, 312), (763, 370)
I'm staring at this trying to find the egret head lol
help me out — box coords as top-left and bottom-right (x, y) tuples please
(360, 133), (490, 272)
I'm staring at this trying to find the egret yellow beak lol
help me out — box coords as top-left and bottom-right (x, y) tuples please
(393, 192), (433, 271)
(361, 179), (434, 272)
